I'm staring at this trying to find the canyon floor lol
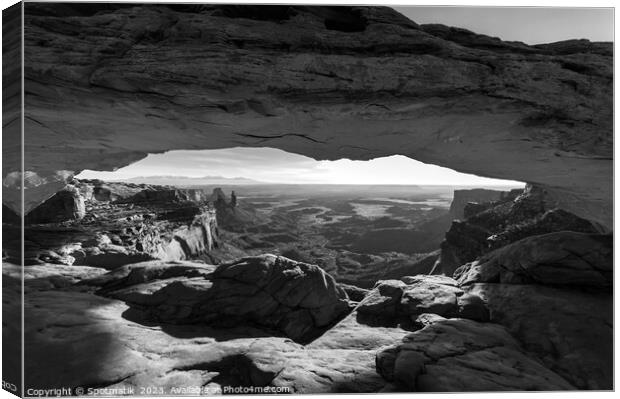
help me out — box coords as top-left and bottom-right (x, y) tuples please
(202, 184), (456, 287)
(2, 180), (613, 393)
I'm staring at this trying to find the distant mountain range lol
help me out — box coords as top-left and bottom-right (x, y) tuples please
(118, 175), (265, 186)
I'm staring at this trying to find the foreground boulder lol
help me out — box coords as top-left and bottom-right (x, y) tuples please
(89, 255), (350, 343)
(376, 318), (574, 391)
(467, 284), (612, 390)
(449, 230), (612, 389)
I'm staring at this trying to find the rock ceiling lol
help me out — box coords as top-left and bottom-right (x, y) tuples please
(3, 4), (612, 229)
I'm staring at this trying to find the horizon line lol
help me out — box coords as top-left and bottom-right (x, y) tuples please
(81, 179), (525, 187)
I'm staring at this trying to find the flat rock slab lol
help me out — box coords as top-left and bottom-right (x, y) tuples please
(16, 262), (386, 394)
(5, 262), (108, 292)
(309, 309), (409, 351)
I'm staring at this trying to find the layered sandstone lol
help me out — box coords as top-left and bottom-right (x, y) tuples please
(3, 4), (611, 230)
(432, 184), (600, 275)
(7, 179), (221, 268)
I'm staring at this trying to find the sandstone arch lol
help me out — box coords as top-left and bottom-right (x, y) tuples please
(4, 4), (612, 229)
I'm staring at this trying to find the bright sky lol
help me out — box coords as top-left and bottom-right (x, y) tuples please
(78, 6), (611, 186)
(395, 6), (613, 44)
(78, 147), (523, 186)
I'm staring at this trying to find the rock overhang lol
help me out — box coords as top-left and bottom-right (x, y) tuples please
(3, 4), (612, 230)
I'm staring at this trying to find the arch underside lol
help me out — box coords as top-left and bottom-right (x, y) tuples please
(4, 4), (612, 230)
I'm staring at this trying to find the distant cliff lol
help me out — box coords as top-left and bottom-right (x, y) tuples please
(18, 179), (221, 268)
(432, 184), (599, 275)
(449, 188), (518, 221)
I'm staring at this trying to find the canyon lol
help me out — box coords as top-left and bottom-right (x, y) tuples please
(2, 3), (613, 394)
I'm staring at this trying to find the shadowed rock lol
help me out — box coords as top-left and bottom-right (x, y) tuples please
(446, 230), (612, 389)
(448, 188), (510, 220)
(467, 283), (612, 389)
(25, 185), (85, 224)
(433, 184), (600, 275)
(338, 283), (370, 302)
(376, 318), (574, 391)
(455, 231), (612, 287)
(15, 259), (385, 394)
(87, 255), (350, 343)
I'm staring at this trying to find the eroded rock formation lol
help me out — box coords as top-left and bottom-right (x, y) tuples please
(5, 4), (611, 230)
(432, 184), (600, 275)
(88, 255), (351, 343)
(448, 188), (509, 220)
(8, 179), (220, 268)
